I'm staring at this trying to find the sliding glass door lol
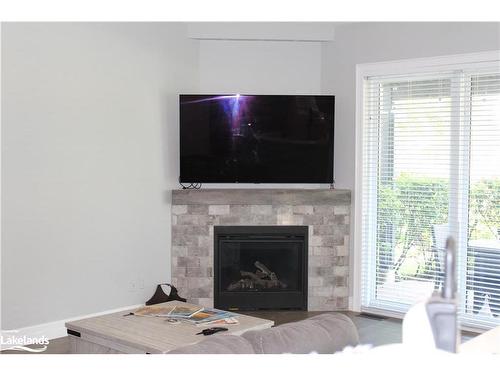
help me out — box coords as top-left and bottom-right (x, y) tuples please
(360, 61), (500, 329)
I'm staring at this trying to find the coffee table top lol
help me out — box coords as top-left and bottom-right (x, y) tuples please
(65, 301), (274, 353)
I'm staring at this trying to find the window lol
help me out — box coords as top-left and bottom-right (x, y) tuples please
(357, 52), (500, 330)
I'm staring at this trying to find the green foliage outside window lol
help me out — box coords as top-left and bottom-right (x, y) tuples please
(376, 174), (500, 280)
(469, 179), (500, 240)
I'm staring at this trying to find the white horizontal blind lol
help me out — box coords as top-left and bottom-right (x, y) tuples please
(462, 70), (500, 328)
(361, 63), (500, 329)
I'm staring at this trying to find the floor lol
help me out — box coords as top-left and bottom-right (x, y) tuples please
(1, 310), (477, 354)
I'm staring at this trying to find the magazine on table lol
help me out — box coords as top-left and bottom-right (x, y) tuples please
(134, 304), (238, 325)
(187, 308), (237, 325)
(168, 305), (204, 318)
(196, 316), (240, 326)
(133, 305), (175, 317)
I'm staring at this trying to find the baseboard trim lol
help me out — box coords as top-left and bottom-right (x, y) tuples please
(8, 304), (143, 340)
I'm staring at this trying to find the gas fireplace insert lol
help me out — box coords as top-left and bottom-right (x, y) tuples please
(214, 226), (308, 310)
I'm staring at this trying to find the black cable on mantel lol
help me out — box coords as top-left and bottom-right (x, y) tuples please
(178, 177), (202, 190)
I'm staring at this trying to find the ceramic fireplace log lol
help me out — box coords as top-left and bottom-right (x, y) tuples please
(227, 278), (287, 291)
(227, 262), (288, 291)
(240, 271), (262, 281)
(254, 261), (278, 280)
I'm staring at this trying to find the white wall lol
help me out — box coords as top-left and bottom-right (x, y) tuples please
(199, 40), (323, 94)
(1, 23), (199, 329)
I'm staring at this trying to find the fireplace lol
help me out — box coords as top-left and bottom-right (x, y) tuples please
(172, 189), (351, 311)
(214, 226), (308, 311)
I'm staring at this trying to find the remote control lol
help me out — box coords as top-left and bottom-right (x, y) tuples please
(196, 327), (229, 336)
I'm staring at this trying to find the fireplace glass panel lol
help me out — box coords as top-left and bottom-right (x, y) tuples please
(219, 240), (302, 293)
(214, 225), (308, 310)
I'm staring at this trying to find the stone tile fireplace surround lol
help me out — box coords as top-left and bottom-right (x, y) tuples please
(170, 189), (351, 311)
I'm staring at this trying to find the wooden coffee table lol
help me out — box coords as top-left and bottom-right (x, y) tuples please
(65, 301), (274, 354)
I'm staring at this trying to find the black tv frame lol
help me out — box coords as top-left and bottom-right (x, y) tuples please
(179, 94), (335, 184)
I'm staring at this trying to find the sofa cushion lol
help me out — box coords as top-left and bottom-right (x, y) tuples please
(167, 334), (255, 354)
(241, 313), (359, 354)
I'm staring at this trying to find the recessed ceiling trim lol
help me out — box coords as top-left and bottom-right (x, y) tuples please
(187, 22), (336, 42)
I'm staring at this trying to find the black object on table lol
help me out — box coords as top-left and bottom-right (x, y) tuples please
(145, 283), (187, 306)
(196, 327), (228, 336)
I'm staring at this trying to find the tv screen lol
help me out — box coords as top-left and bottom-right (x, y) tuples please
(179, 94), (334, 183)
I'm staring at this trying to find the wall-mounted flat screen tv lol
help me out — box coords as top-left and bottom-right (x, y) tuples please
(179, 94), (334, 183)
